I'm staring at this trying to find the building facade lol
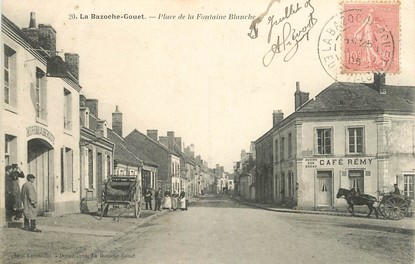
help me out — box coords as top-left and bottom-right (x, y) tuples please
(79, 97), (114, 212)
(265, 79), (415, 209)
(125, 129), (179, 191)
(2, 13), (82, 225)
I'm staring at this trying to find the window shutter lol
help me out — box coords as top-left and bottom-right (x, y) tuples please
(72, 151), (77, 192)
(61, 148), (65, 193)
(88, 149), (94, 189)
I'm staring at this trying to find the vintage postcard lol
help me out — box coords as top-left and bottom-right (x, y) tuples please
(1, 0), (414, 263)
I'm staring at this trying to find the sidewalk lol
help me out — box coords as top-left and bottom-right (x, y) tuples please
(232, 196), (415, 227)
(1, 197), (200, 264)
(1, 206), (167, 264)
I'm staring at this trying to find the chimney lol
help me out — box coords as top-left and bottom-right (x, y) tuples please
(85, 99), (98, 117)
(174, 137), (182, 151)
(38, 24), (57, 56)
(273, 110), (284, 126)
(241, 149), (247, 159)
(294, 81), (310, 111)
(167, 131), (175, 151)
(22, 12), (39, 45)
(147, 129), (158, 141)
(112, 105), (123, 137)
(29, 12), (36, 28)
(373, 73), (386, 94)
(79, 94), (86, 107)
(65, 53), (79, 81)
(159, 136), (168, 147)
(189, 143), (195, 158)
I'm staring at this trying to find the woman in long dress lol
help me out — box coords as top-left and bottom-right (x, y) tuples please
(179, 188), (186, 211)
(171, 190), (179, 211)
(162, 189), (172, 211)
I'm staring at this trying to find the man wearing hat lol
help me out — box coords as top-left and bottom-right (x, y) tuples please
(154, 187), (163, 211)
(21, 174), (41, 232)
(5, 165), (13, 221)
(7, 164), (25, 221)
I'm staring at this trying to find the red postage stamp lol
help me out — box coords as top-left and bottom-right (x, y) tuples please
(342, 2), (399, 73)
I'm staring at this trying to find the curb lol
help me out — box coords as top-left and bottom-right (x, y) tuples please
(127, 209), (167, 232)
(233, 198), (363, 218)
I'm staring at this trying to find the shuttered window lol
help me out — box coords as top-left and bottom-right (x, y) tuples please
(88, 149), (94, 189)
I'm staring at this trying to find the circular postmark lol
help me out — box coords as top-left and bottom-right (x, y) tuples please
(318, 4), (398, 82)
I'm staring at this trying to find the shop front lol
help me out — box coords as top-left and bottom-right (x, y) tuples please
(27, 138), (54, 214)
(301, 157), (378, 209)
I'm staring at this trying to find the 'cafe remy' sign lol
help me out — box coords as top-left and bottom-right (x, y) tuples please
(305, 157), (375, 168)
(26, 125), (55, 145)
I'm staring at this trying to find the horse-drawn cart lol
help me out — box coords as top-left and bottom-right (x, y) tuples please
(377, 193), (412, 220)
(100, 176), (141, 220)
(337, 188), (413, 220)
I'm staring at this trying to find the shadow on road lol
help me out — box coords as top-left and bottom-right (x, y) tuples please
(335, 222), (414, 236)
(192, 195), (260, 209)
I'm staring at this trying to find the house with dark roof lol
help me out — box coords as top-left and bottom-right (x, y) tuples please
(255, 75), (415, 210)
(79, 96), (114, 212)
(173, 142), (196, 196)
(107, 128), (142, 176)
(125, 129), (180, 191)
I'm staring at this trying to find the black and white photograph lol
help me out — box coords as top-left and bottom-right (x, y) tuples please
(1, 0), (414, 263)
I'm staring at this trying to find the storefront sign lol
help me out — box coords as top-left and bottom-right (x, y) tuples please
(305, 157), (375, 168)
(26, 125), (55, 145)
(305, 158), (317, 168)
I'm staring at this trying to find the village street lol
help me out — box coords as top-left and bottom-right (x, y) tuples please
(1, 195), (414, 264)
(79, 195), (413, 264)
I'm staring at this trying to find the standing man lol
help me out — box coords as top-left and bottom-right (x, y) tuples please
(5, 165), (13, 221)
(21, 174), (41, 232)
(154, 187), (163, 211)
(144, 188), (153, 210)
(393, 184), (401, 195)
(9, 164), (25, 221)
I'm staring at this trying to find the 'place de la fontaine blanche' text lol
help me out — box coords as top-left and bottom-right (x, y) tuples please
(76, 13), (256, 20)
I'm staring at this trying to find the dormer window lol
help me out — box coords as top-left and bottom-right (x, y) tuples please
(64, 88), (72, 130)
(85, 110), (90, 128)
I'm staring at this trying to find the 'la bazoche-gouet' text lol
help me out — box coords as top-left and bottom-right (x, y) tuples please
(76, 13), (255, 20)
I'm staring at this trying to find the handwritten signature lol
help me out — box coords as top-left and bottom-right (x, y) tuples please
(249, 0), (318, 66)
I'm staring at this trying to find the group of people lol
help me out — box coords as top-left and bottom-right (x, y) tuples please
(144, 187), (187, 211)
(5, 164), (41, 232)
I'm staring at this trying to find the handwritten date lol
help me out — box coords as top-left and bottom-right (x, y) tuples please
(261, 0), (318, 66)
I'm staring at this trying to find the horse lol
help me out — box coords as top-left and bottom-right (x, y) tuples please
(336, 188), (379, 218)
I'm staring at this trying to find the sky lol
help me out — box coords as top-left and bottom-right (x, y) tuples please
(2, 0), (415, 172)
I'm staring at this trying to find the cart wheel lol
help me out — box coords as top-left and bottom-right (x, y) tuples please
(382, 196), (408, 220)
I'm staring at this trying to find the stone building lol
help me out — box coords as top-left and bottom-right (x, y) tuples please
(255, 111), (283, 202)
(1, 13), (82, 225)
(125, 129), (179, 191)
(79, 96), (114, 211)
(255, 78), (415, 209)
